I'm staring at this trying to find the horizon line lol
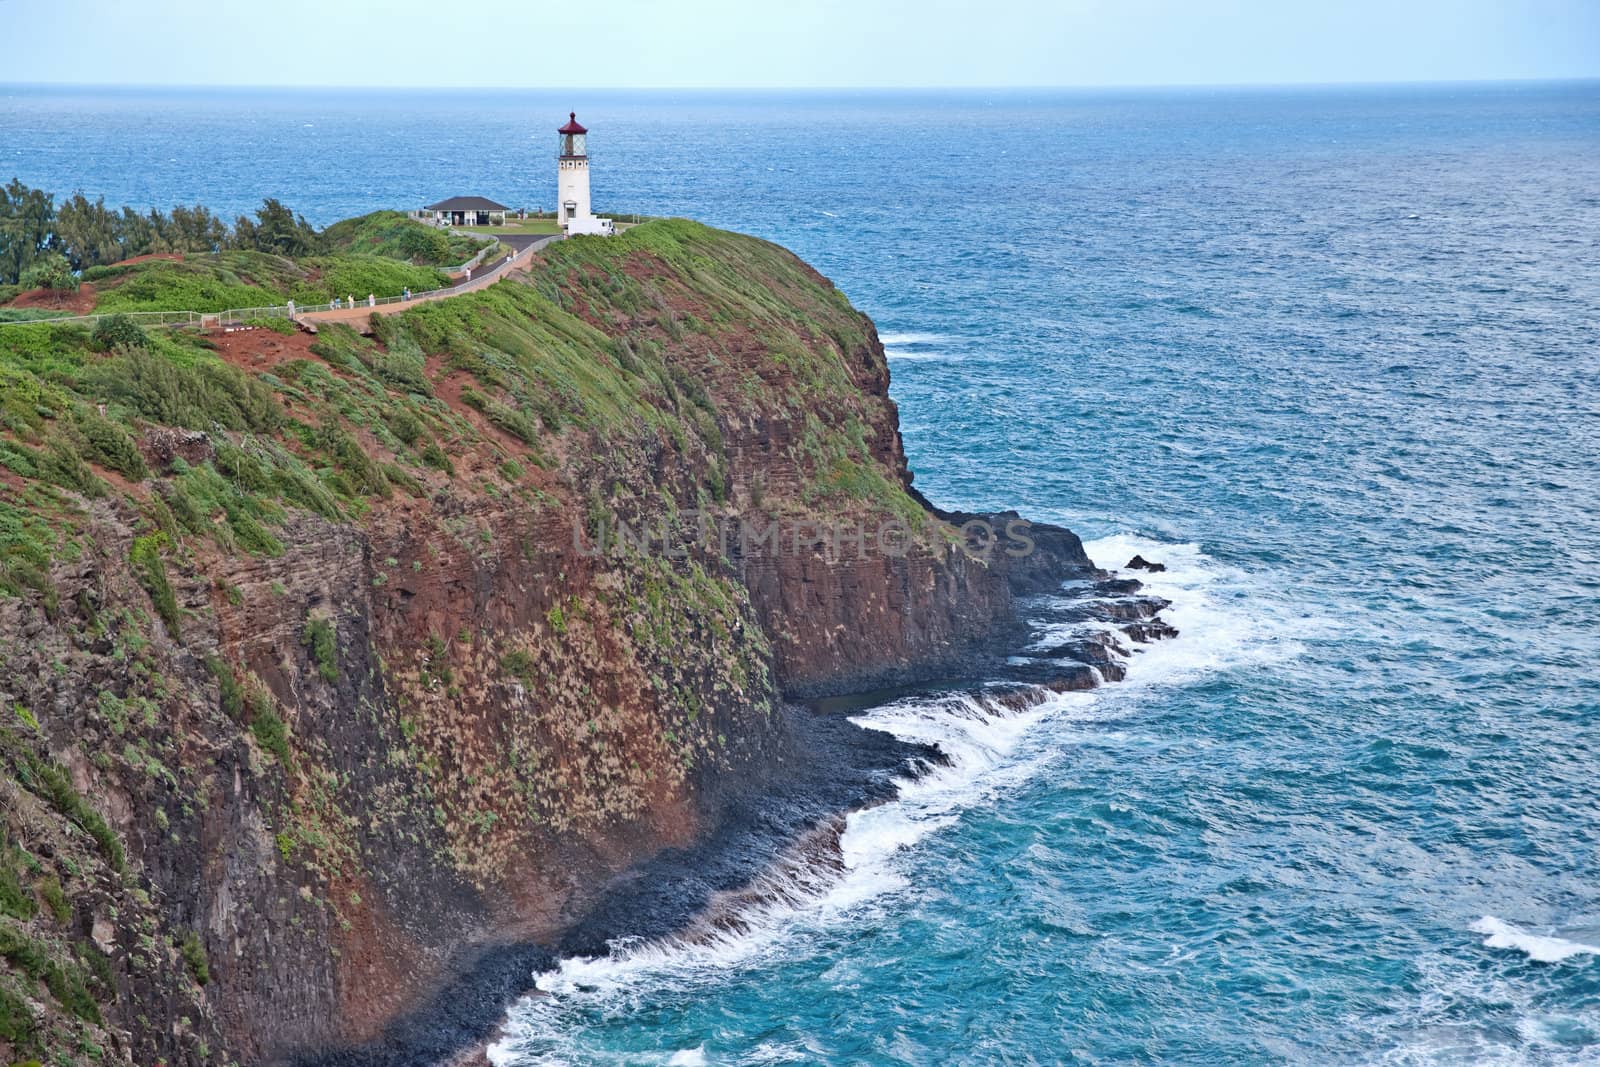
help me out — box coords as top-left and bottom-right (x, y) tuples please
(4, 75), (1598, 95)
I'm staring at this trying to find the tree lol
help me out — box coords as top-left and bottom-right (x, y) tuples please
(118, 207), (155, 260)
(20, 252), (77, 292)
(54, 192), (123, 271)
(246, 198), (320, 257)
(0, 179), (56, 285)
(166, 204), (230, 253)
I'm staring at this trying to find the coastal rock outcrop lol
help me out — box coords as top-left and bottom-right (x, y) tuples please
(0, 220), (1169, 1066)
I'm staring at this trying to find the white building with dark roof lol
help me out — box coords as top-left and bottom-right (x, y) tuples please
(421, 196), (508, 227)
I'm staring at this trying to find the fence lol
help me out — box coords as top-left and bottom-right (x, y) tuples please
(0, 237), (553, 333)
(0, 309), (204, 330)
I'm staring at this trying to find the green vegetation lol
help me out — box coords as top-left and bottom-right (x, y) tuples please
(302, 616), (338, 683)
(0, 211), (954, 1063)
(322, 210), (490, 265)
(20, 252), (76, 292)
(0, 849), (37, 921)
(81, 249), (446, 314)
(208, 657), (245, 719)
(0, 920), (100, 1022)
(0, 500), (60, 611)
(2, 180), (322, 283)
(3, 184), (468, 318)
(179, 930), (210, 985)
(3, 745), (125, 873)
(129, 532), (181, 638)
(248, 687), (291, 764)
(0, 979), (34, 1044)
(462, 218), (561, 236)
(37, 875), (70, 925)
(90, 313), (147, 352)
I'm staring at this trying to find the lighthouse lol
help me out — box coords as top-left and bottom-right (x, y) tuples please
(556, 112), (613, 236)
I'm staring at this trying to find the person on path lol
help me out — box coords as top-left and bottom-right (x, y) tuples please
(368, 293), (375, 307)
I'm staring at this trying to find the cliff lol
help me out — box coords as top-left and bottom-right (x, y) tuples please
(0, 220), (1117, 1065)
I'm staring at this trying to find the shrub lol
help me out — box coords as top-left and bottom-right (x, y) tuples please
(207, 656), (244, 718)
(302, 616), (337, 682)
(129, 532), (181, 638)
(0, 855), (36, 921)
(179, 931), (209, 985)
(23, 759), (125, 873)
(21, 253), (77, 293)
(37, 438), (104, 498)
(317, 424), (389, 498)
(0, 922), (98, 1022)
(89, 346), (281, 433)
(420, 441), (452, 473)
(501, 649), (534, 680)
(37, 876), (69, 925)
(387, 408), (423, 446)
(249, 696), (290, 764)
(0, 501), (58, 614)
(90, 313), (148, 351)
(0, 981), (34, 1043)
(74, 407), (149, 480)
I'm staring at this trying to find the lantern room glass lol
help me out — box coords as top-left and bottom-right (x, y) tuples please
(561, 133), (587, 158)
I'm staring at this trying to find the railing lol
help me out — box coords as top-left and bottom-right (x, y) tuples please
(448, 234), (503, 273)
(0, 237), (556, 333)
(0, 309), (204, 330)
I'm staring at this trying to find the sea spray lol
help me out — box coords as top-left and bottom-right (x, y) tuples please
(489, 536), (1257, 1065)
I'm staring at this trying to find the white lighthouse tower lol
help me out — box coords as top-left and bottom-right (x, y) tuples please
(556, 112), (612, 236)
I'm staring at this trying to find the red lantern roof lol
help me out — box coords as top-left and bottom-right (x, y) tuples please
(558, 112), (587, 134)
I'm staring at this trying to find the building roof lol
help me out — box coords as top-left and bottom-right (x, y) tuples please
(558, 112), (588, 135)
(424, 196), (508, 212)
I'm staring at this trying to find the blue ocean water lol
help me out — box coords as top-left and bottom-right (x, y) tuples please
(6, 82), (1600, 1064)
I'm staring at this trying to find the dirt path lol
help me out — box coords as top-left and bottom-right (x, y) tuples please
(294, 234), (562, 332)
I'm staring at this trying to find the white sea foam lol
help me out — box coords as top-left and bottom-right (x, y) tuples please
(876, 331), (944, 346)
(1471, 916), (1600, 963)
(489, 535), (1273, 1064)
(878, 331), (953, 362)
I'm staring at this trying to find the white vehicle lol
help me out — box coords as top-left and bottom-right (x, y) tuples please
(564, 215), (615, 237)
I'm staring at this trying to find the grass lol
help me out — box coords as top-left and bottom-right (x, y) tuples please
(0, 210), (948, 1067)
(179, 931), (210, 985)
(0, 217), (921, 625)
(248, 687), (291, 764)
(79, 248), (447, 314)
(129, 533), (181, 639)
(0, 921), (100, 1023)
(462, 219), (562, 236)
(302, 616), (338, 683)
(8, 748), (126, 873)
(322, 210), (490, 266)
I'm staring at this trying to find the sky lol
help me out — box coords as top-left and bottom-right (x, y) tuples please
(1, 0), (1597, 89)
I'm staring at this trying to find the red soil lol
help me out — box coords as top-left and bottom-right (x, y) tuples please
(6, 283), (96, 313)
(208, 325), (320, 374)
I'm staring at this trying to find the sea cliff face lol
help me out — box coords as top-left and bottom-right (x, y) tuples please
(0, 221), (1105, 1065)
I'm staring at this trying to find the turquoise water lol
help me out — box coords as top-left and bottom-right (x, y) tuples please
(6, 82), (1600, 1064)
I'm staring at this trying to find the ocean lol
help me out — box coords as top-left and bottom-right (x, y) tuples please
(5, 81), (1600, 1064)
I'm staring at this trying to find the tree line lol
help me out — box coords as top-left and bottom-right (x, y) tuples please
(0, 179), (322, 287)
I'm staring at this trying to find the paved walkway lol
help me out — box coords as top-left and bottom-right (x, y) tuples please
(295, 234), (562, 332)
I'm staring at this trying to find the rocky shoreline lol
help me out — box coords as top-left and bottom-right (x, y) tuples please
(290, 526), (1176, 1067)
(0, 220), (1174, 1066)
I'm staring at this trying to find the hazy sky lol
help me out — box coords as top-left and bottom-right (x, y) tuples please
(3, 0), (1597, 88)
